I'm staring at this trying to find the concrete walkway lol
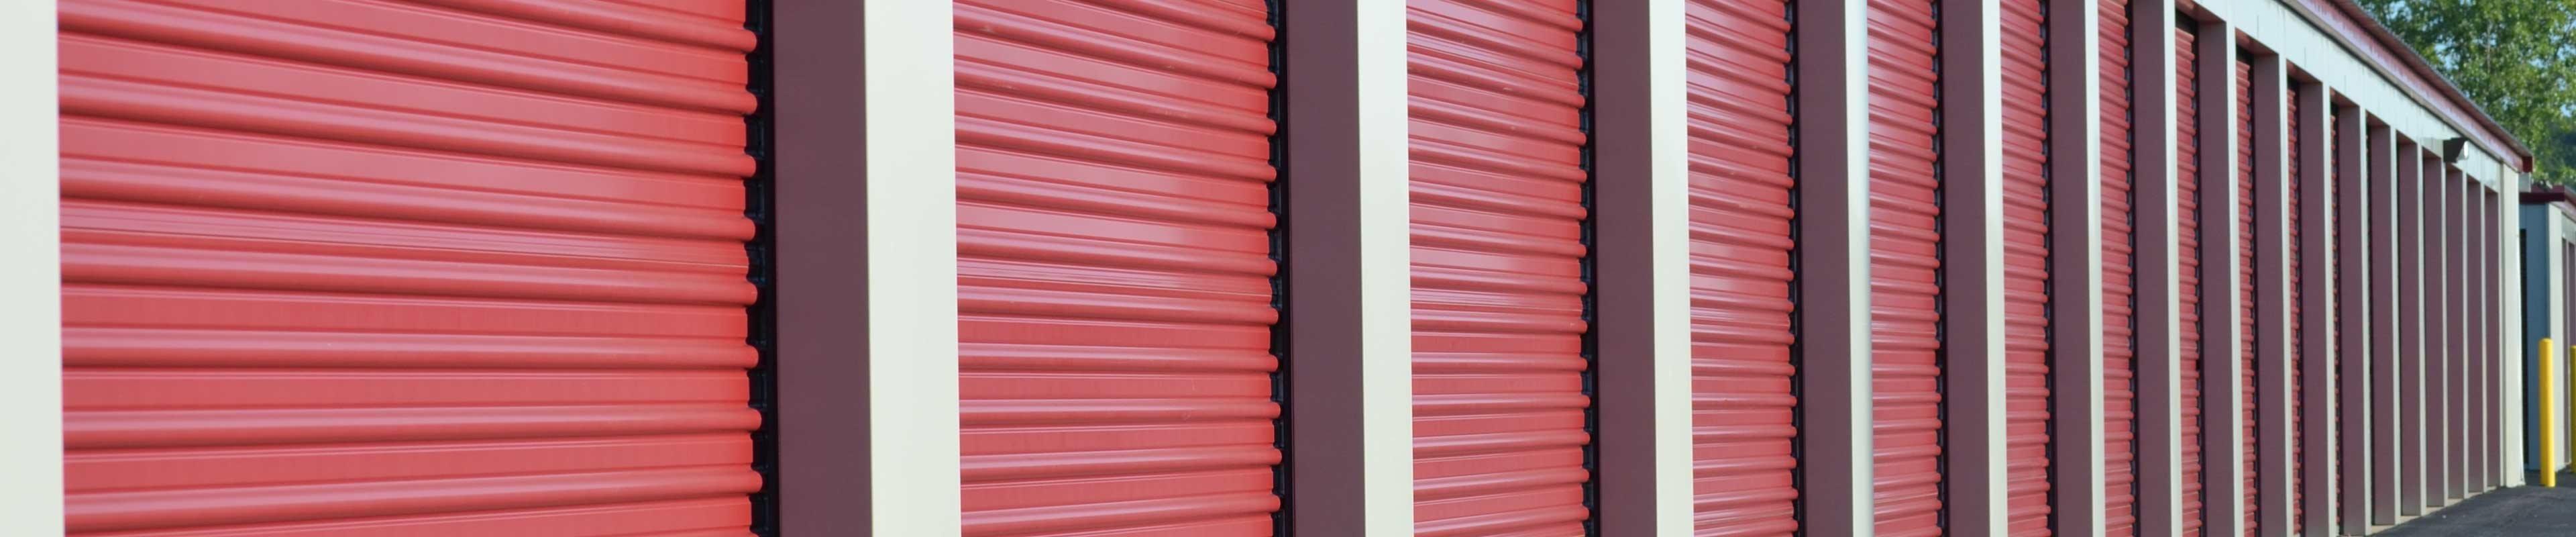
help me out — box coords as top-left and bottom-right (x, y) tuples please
(2379, 486), (2576, 536)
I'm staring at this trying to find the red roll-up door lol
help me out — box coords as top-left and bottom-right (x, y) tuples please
(2289, 83), (2306, 536)
(2101, 1), (2140, 534)
(2174, 25), (2202, 537)
(1685, 0), (1800, 534)
(2298, 85), (2318, 534)
(954, 1), (1283, 536)
(58, 1), (762, 534)
(2329, 107), (2343, 518)
(1409, 1), (1593, 534)
(1868, 0), (1945, 534)
(2003, 0), (2054, 534)
(2233, 55), (2259, 537)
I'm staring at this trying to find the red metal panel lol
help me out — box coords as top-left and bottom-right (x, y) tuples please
(2101, 2), (2140, 534)
(2173, 26), (2202, 537)
(1408, 1), (1593, 534)
(2329, 109), (2343, 520)
(953, 1), (1283, 535)
(1868, 0), (1945, 534)
(2003, 0), (2055, 534)
(2234, 56), (2259, 537)
(57, 0), (761, 534)
(2290, 87), (2306, 537)
(1684, 0), (1800, 534)
(2298, 90), (2318, 534)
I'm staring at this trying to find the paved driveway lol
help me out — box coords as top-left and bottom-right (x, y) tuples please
(2381, 486), (2576, 536)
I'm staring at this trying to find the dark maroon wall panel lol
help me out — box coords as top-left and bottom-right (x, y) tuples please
(2174, 26), (2202, 537)
(1868, 0), (1946, 534)
(1685, 0), (1801, 534)
(953, 1), (1285, 535)
(2102, 2), (2140, 534)
(1408, 1), (1595, 534)
(2004, 0), (2055, 534)
(58, 0), (763, 534)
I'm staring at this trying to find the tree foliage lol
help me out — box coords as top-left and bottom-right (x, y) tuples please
(2357, 0), (2576, 183)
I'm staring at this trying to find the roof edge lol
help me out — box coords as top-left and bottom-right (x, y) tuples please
(2314, 0), (2536, 173)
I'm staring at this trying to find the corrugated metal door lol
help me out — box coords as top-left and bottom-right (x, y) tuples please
(954, 1), (1283, 535)
(2233, 55), (2259, 536)
(59, 0), (763, 534)
(2173, 26), (2202, 537)
(1408, 1), (1594, 534)
(1685, 0), (1801, 534)
(2003, 0), (2055, 534)
(2329, 109), (2343, 520)
(1868, 0), (1945, 533)
(2289, 85), (2306, 536)
(2101, 1), (2140, 534)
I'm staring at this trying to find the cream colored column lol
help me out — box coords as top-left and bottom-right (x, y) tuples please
(0, 1), (62, 534)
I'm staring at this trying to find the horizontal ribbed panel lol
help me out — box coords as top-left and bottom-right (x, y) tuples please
(1685, 0), (1799, 534)
(2235, 56), (2259, 537)
(2290, 86), (2307, 536)
(1868, 0), (1943, 534)
(2176, 26), (2204, 537)
(2100, 2), (2139, 534)
(1409, 1), (1593, 534)
(58, 0), (760, 534)
(2002, 0), (2053, 534)
(953, 1), (1283, 535)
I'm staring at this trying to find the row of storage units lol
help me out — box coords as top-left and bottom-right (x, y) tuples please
(37, 0), (2538, 535)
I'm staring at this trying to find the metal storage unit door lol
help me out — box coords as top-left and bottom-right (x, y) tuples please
(58, 1), (762, 534)
(1684, 0), (1801, 534)
(1868, 0), (1945, 534)
(1409, 1), (1594, 534)
(2328, 107), (2343, 516)
(2100, 1), (2141, 534)
(955, 1), (1283, 535)
(2233, 55), (2259, 536)
(2289, 83), (2306, 536)
(2172, 25), (2202, 537)
(2003, 0), (2055, 534)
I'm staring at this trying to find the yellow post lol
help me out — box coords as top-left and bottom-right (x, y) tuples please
(2546, 338), (2560, 487)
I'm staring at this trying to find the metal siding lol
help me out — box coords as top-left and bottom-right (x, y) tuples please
(953, 1), (1283, 535)
(2234, 56), (2259, 537)
(1407, 1), (1594, 534)
(2102, 1), (2141, 534)
(2298, 85), (2318, 534)
(2003, 0), (2055, 534)
(2330, 109), (2346, 527)
(1868, 0), (1945, 533)
(1684, 0), (1800, 534)
(58, 0), (762, 534)
(2174, 27), (2202, 537)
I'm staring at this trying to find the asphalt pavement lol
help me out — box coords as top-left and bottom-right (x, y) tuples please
(2380, 485), (2576, 536)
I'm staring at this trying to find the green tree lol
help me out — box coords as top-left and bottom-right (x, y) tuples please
(2358, 0), (2576, 183)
